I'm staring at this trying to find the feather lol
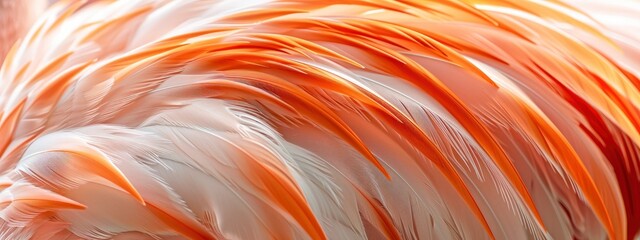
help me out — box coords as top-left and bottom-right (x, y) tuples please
(0, 0), (639, 239)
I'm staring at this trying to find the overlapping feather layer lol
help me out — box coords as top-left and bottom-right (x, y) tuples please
(0, 0), (638, 239)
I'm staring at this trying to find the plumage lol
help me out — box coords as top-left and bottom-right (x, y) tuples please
(0, 0), (639, 239)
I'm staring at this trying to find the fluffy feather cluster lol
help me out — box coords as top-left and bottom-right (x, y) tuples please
(0, 0), (639, 239)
